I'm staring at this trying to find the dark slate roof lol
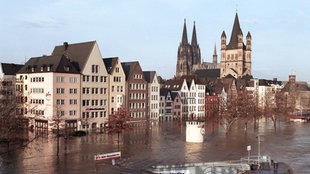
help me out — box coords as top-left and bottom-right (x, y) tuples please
(160, 88), (170, 97)
(157, 76), (166, 85)
(163, 78), (184, 91)
(171, 91), (180, 101)
(212, 78), (236, 94)
(143, 71), (156, 83)
(282, 81), (310, 92)
(52, 41), (96, 72)
(258, 79), (282, 86)
(121, 61), (139, 81)
(221, 31), (226, 38)
(195, 69), (220, 81)
(227, 13), (244, 50)
(103, 57), (119, 74)
(1, 63), (23, 75)
(18, 55), (80, 74)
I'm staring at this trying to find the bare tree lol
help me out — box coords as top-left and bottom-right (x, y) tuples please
(0, 80), (28, 152)
(105, 107), (132, 147)
(264, 90), (291, 129)
(218, 88), (261, 134)
(218, 95), (239, 134)
(237, 90), (262, 131)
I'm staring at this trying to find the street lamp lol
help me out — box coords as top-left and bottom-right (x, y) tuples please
(257, 135), (261, 166)
(247, 145), (251, 163)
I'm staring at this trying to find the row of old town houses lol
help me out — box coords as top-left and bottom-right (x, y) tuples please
(1, 13), (310, 133)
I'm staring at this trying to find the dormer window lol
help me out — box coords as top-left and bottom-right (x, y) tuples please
(41, 66), (44, 71)
(47, 66), (50, 71)
(65, 66), (70, 71)
(31, 67), (35, 72)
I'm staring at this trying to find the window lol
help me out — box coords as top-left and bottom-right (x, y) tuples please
(82, 75), (89, 82)
(114, 76), (121, 82)
(56, 88), (65, 94)
(56, 99), (65, 105)
(70, 88), (77, 94)
(69, 77), (77, 83)
(115, 67), (119, 72)
(69, 99), (77, 105)
(57, 110), (65, 116)
(92, 65), (99, 73)
(69, 110), (76, 116)
(56, 76), (64, 83)
(92, 65), (95, 73)
(65, 66), (70, 71)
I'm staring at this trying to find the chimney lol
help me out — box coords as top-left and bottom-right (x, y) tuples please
(63, 42), (69, 50)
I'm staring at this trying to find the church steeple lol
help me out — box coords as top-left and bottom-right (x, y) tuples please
(220, 13), (252, 79)
(181, 19), (188, 44)
(213, 44), (217, 64)
(191, 21), (201, 65)
(191, 21), (198, 46)
(227, 13), (243, 49)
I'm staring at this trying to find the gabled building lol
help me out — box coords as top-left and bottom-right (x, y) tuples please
(163, 76), (205, 119)
(205, 92), (219, 119)
(220, 13), (252, 78)
(0, 63), (23, 101)
(121, 61), (148, 124)
(103, 57), (126, 115)
(16, 54), (81, 131)
(159, 88), (181, 120)
(143, 71), (160, 122)
(159, 88), (173, 120)
(163, 78), (189, 119)
(0, 63), (23, 80)
(52, 41), (109, 131)
(171, 91), (182, 120)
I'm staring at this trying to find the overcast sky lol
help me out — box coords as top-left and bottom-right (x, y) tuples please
(1, 0), (309, 82)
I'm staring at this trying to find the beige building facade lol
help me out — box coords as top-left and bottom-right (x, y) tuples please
(52, 41), (109, 131)
(103, 57), (126, 115)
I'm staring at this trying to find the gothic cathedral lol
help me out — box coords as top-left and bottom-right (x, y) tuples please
(175, 19), (201, 78)
(175, 13), (252, 79)
(220, 13), (252, 78)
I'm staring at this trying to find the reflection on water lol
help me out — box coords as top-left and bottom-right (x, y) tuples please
(0, 120), (309, 173)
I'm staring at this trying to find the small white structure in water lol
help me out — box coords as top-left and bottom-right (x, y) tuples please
(186, 121), (205, 143)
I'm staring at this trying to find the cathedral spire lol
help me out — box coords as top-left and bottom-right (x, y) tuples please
(213, 43), (218, 64)
(213, 43), (217, 55)
(191, 21), (198, 46)
(181, 19), (188, 44)
(228, 13), (243, 49)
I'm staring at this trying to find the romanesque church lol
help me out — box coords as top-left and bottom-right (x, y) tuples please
(176, 13), (252, 80)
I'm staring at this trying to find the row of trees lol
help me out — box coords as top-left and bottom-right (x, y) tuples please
(217, 87), (293, 134)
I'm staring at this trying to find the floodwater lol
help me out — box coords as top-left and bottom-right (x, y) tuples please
(0, 119), (309, 173)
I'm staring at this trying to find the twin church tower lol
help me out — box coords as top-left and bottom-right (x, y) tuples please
(176, 13), (252, 79)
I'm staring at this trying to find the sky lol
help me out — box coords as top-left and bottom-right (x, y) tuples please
(1, 0), (310, 83)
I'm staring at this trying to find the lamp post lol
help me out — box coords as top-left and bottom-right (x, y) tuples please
(247, 145), (251, 163)
(257, 135), (261, 165)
